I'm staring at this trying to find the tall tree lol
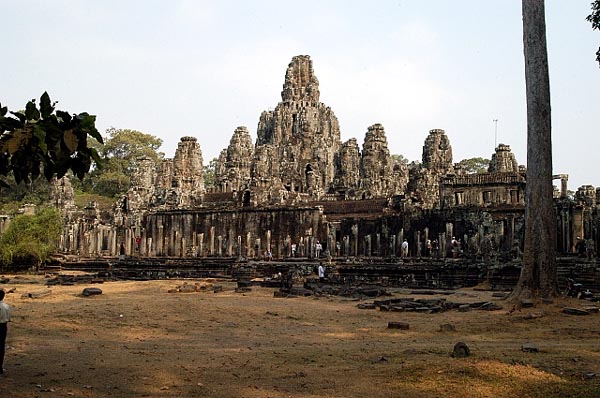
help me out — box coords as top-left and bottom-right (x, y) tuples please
(82, 128), (164, 197)
(587, 0), (600, 66)
(0, 92), (103, 183)
(511, 0), (558, 301)
(456, 157), (490, 174)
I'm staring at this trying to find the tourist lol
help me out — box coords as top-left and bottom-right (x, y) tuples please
(318, 262), (325, 282)
(401, 239), (409, 257)
(451, 237), (459, 258)
(432, 239), (439, 258)
(119, 242), (126, 260)
(0, 289), (11, 375)
(315, 241), (322, 258)
(575, 237), (586, 257)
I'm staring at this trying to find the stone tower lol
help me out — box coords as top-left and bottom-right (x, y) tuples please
(333, 138), (361, 194)
(215, 126), (254, 193)
(254, 55), (342, 202)
(170, 136), (205, 208)
(359, 124), (394, 198)
(407, 129), (455, 209)
(488, 143), (519, 173)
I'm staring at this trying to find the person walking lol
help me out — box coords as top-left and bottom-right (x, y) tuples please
(0, 289), (11, 375)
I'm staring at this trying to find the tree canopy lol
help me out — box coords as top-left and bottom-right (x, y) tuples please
(80, 127), (164, 197)
(587, 0), (600, 66)
(0, 92), (103, 184)
(455, 157), (489, 174)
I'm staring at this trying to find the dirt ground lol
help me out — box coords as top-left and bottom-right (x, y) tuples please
(0, 274), (599, 398)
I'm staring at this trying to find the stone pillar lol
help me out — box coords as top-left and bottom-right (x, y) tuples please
(158, 225), (164, 256)
(209, 226), (215, 256)
(227, 229), (234, 257)
(246, 232), (252, 258)
(266, 230), (272, 254)
(198, 233), (204, 257)
(365, 234), (371, 257)
(351, 224), (359, 257)
(561, 176), (568, 198)
(343, 235), (349, 257)
(147, 237), (153, 257)
(446, 223), (453, 257)
(439, 232), (446, 258)
(375, 233), (380, 256)
(416, 231), (422, 258)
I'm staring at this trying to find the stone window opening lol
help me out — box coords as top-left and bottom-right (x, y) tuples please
(455, 192), (464, 205)
(483, 191), (492, 204)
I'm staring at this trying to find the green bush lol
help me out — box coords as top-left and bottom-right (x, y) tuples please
(0, 207), (61, 268)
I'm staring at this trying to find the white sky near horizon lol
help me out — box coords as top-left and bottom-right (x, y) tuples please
(1, 0), (599, 191)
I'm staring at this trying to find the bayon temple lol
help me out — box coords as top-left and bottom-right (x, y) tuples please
(49, 55), (599, 264)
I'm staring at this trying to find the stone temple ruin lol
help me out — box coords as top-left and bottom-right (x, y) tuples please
(49, 55), (599, 279)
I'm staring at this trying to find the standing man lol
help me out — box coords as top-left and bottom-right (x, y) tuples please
(401, 239), (409, 258)
(0, 289), (11, 374)
(318, 262), (325, 282)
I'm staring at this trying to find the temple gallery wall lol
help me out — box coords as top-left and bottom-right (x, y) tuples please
(44, 55), (599, 261)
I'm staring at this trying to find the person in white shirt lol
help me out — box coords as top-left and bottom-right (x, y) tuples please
(401, 239), (409, 257)
(318, 263), (325, 281)
(0, 289), (11, 375)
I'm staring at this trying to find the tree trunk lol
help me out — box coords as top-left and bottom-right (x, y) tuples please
(511, 0), (558, 301)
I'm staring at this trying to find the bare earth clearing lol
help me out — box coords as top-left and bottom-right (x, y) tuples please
(0, 275), (599, 398)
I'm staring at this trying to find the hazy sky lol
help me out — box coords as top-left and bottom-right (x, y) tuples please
(2, 1), (599, 190)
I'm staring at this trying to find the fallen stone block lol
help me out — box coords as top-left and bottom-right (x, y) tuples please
(82, 287), (102, 297)
(357, 303), (376, 310)
(520, 299), (534, 308)
(581, 305), (599, 313)
(451, 342), (470, 358)
(563, 307), (590, 316)
(521, 343), (539, 353)
(439, 323), (456, 332)
(213, 285), (223, 293)
(479, 302), (503, 311)
(458, 304), (471, 312)
(22, 289), (52, 299)
(388, 321), (409, 330)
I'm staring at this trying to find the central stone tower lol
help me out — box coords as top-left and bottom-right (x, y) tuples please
(252, 55), (342, 203)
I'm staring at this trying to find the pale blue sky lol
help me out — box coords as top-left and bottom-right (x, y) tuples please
(2, 1), (599, 190)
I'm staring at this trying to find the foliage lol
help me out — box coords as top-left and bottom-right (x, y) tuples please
(0, 207), (61, 267)
(203, 157), (217, 188)
(587, 0), (600, 66)
(456, 157), (489, 174)
(101, 127), (163, 167)
(0, 92), (103, 184)
(81, 127), (164, 197)
(0, 174), (52, 212)
(73, 191), (119, 212)
(391, 154), (409, 165)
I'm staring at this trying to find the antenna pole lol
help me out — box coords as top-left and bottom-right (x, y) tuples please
(493, 119), (499, 149)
